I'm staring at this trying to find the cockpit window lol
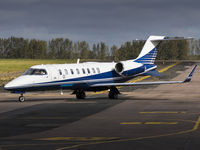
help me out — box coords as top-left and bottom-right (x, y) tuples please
(23, 68), (47, 75)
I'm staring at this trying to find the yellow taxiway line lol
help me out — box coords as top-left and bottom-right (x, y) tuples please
(139, 111), (186, 114)
(120, 122), (142, 125)
(1, 114), (200, 149)
(158, 62), (179, 73)
(144, 122), (178, 125)
(127, 62), (180, 83)
(120, 122), (178, 125)
(193, 115), (200, 130)
(55, 115), (200, 150)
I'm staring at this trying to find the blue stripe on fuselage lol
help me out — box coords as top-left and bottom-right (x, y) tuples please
(36, 65), (156, 86)
(36, 66), (150, 86)
(37, 69), (120, 85)
(34, 65), (156, 87)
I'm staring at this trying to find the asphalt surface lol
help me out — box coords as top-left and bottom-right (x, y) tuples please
(0, 62), (200, 150)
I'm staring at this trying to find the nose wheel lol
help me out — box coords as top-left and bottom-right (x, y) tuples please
(19, 94), (25, 102)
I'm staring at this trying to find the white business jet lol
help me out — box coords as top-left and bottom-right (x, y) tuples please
(4, 36), (197, 102)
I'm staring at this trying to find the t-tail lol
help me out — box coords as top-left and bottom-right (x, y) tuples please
(135, 36), (166, 64)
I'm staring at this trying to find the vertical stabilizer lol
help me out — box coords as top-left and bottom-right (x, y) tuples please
(135, 35), (165, 64)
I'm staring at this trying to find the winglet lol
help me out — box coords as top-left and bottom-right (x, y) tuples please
(184, 65), (197, 83)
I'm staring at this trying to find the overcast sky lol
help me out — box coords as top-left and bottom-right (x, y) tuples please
(0, 0), (199, 46)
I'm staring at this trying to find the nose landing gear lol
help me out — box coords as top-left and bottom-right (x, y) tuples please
(19, 94), (25, 102)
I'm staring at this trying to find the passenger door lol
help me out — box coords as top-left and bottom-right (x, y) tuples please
(49, 66), (59, 81)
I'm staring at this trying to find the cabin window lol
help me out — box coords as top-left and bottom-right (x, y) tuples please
(23, 68), (47, 75)
(92, 68), (96, 74)
(87, 68), (90, 74)
(70, 69), (74, 74)
(76, 68), (80, 74)
(96, 68), (100, 73)
(64, 69), (68, 75)
(58, 69), (62, 75)
(82, 68), (86, 74)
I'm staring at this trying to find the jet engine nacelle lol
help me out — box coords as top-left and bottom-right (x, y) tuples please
(115, 61), (145, 76)
(115, 62), (124, 74)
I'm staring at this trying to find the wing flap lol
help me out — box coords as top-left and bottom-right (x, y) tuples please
(91, 81), (183, 87)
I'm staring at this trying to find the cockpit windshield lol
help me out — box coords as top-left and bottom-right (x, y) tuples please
(23, 68), (47, 75)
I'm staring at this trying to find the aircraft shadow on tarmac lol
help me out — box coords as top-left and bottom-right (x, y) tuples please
(0, 95), (169, 103)
(0, 98), (77, 103)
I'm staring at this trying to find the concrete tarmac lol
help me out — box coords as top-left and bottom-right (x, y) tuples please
(0, 63), (200, 150)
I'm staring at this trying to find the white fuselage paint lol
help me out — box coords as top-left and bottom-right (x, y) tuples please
(4, 60), (151, 91)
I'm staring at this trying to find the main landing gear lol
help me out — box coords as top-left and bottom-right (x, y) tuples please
(72, 87), (119, 100)
(73, 90), (86, 99)
(18, 94), (25, 102)
(108, 86), (120, 99)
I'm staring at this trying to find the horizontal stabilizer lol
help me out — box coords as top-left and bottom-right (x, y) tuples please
(91, 65), (197, 87)
(151, 37), (193, 42)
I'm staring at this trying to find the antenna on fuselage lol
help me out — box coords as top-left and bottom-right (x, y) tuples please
(77, 58), (80, 64)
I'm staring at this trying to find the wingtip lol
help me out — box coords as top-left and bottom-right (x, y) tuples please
(184, 65), (197, 83)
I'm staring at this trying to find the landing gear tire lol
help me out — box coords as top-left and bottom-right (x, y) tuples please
(76, 90), (86, 99)
(19, 96), (25, 102)
(108, 91), (118, 99)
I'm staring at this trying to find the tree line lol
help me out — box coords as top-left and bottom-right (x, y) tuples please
(111, 40), (189, 61)
(0, 37), (191, 60)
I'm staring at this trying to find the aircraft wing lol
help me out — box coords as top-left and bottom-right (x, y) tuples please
(91, 65), (197, 87)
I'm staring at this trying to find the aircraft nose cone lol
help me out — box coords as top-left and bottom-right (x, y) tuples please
(4, 82), (13, 90)
(4, 79), (20, 90)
